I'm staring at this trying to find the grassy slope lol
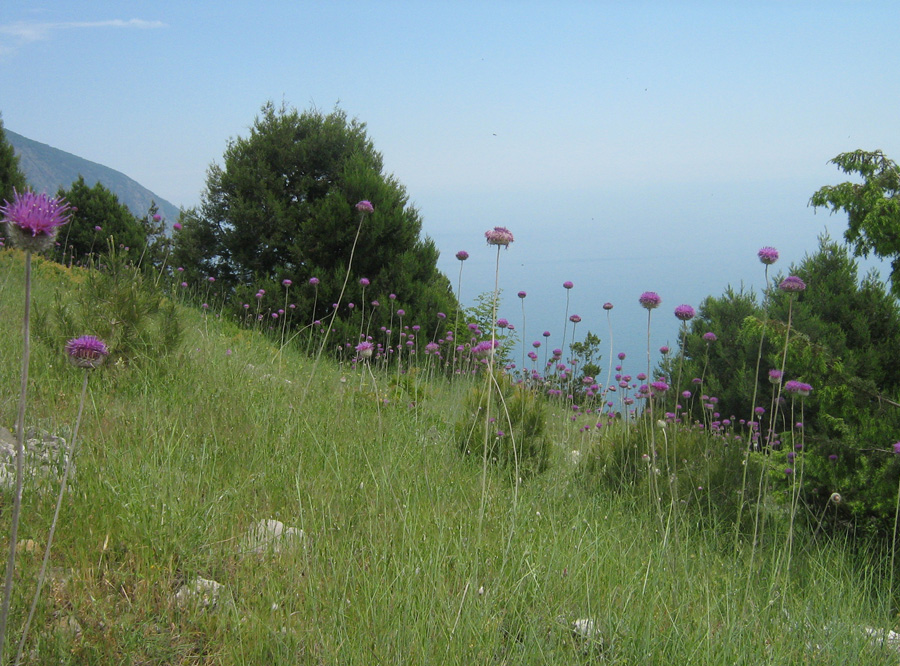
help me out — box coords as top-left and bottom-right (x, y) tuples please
(0, 249), (896, 665)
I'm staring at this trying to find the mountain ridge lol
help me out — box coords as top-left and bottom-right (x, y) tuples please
(4, 129), (182, 228)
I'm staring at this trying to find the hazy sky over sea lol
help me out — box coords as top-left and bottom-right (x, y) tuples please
(2, 1), (899, 372)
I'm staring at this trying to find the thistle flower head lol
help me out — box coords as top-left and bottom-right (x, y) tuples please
(456, 250), (469, 261)
(485, 226), (514, 247)
(784, 380), (812, 397)
(758, 246), (779, 265)
(779, 276), (806, 292)
(355, 341), (374, 359)
(355, 200), (374, 214)
(496, 318), (509, 329)
(65, 335), (109, 369)
(359, 278), (370, 287)
(603, 302), (613, 310)
(309, 277), (319, 286)
(173, 222), (183, 231)
(569, 314), (581, 323)
(639, 291), (661, 310)
(518, 290), (527, 298)
(282, 279), (292, 287)
(1, 189), (72, 251)
(563, 281), (574, 290)
(768, 369), (783, 384)
(651, 380), (669, 394)
(703, 332), (717, 342)
(674, 304), (695, 321)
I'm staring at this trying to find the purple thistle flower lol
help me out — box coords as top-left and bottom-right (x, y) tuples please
(768, 369), (783, 384)
(618, 352), (626, 360)
(1, 189), (72, 251)
(674, 304), (695, 321)
(397, 309), (405, 316)
(356, 200), (374, 214)
(359, 277), (370, 287)
(181, 282), (188, 288)
(517, 291), (527, 298)
(603, 302), (613, 310)
(829, 454), (838, 461)
(543, 331), (551, 337)
(282, 279), (292, 287)
(639, 291), (661, 310)
(356, 341), (374, 359)
(208, 276), (215, 283)
(651, 381), (669, 394)
(496, 318), (509, 328)
(757, 246), (779, 265)
(779, 276), (806, 292)
(473, 340), (499, 356)
(702, 332), (717, 342)
(784, 380), (812, 397)
(659, 346), (670, 354)
(437, 312), (446, 319)
(152, 213), (162, 222)
(532, 341), (541, 348)
(65, 335), (109, 369)
(94, 225), (102, 232)
(173, 222), (183, 231)
(456, 250), (469, 261)
(309, 277), (319, 286)
(569, 314), (581, 323)
(892, 442), (900, 455)
(485, 226), (514, 247)
(563, 281), (574, 290)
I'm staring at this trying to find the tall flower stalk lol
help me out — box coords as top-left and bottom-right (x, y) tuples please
(638, 291), (663, 526)
(0, 190), (71, 662)
(16, 337), (108, 663)
(452, 251), (469, 376)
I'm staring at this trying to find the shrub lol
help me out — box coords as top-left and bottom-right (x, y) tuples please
(454, 374), (550, 480)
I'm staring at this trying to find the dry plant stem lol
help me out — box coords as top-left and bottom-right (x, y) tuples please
(0, 250), (32, 663)
(302, 211), (365, 403)
(735, 264), (772, 551)
(890, 468), (900, 606)
(15, 370), (89, 665)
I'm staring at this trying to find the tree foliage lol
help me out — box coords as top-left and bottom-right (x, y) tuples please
(56, 176), (148, 265)
(810, 149), (900, 294)
(0, 114), (27, 205)
(173, 102), (456, 340)
(671, 236), (900, 532)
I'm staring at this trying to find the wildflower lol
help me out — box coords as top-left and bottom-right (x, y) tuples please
(173, 222), (183, 231)
(94, 225), (102, 232)
(784, 468), (793, 475)
(437, 312), (446, 319)
(543, 331), (551, 337)
(485, 226), (514, 247)
(651, 381), (669, 394)
(703, 332), (717, 342)
(768, 369), (783, 384)
(208, 277), (215, 283)
(674, 304), (695, 321)
(397, 309), (405, 316)
(496, 318), (509, 328)
(784, 380), (812, 397)
(359, 278), (370, 287)
(532, 341), (541, 348)
(829, 454), (838, 461)
(893, 442), (900, 454)
(181, 282), (188, 288)
(355, 200), (374, 214)
(356, 341), (374, 359)
(309, 277), (319, 285)
(603, 302), (613, 310)
(456, 250), (469, 261)
(65, 335), (109, 369)
(282, 279), (292, 287)
(682, 390), (691, 399)
(830, 492), (842, 505)
(779, 276), (806, 292)
(389, 293), (396, 300)
(473, 340), (498, 356)
(152, 213), (162, 222)
(1, 189), (72, 251)
(563, 281), (574, 289)
(518, 291), (527, 298)
(659, 346), (670, 354)
(569, 314), (581, 323)
(618, 353), (626, 360)
(757, 246), (779, 265)
(201, 303), (209, 309)
(639, 291), (661, 309)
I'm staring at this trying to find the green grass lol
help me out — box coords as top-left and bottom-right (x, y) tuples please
(0, 250), (897, 664)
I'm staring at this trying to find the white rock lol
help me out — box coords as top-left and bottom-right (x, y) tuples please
(175, 577), (224, 609)
(242, 519), (304, 555)
(864, 626), (900, 651)
(572, 618), (597, 639)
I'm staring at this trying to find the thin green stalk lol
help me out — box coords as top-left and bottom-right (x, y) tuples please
(15, 370), (90, 664)
(0, 250), (32, 663)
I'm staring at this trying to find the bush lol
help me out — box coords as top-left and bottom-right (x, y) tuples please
(454, 374), (550, 480)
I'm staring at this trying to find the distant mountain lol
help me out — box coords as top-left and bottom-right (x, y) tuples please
(4, 129), (181, 228)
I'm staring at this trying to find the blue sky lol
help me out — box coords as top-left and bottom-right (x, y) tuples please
(2, 1), (900, 374)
